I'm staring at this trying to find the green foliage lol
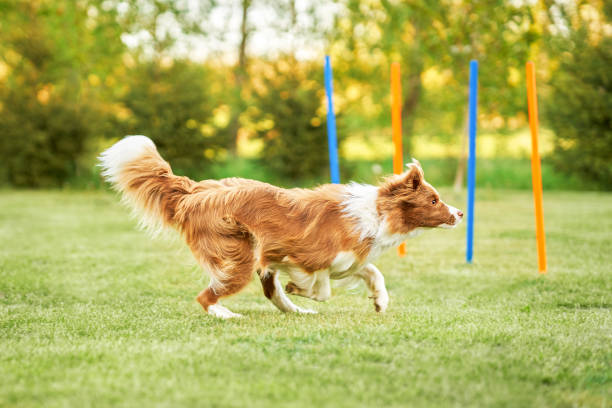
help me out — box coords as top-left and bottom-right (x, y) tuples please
(0, 1), (118, 187)
(341, 157), (585, 191)
(0, 89), (96, 187)
(333, 1), (533, 144)
(251, 59), (332, 180)
(120, 61), (227, 176)
(116, 0), (213, 56)
(0, 1), (609, 189)
(546, 33), (612, 189)
(0, 0), (219, 187)
(186, 156), (583, 191)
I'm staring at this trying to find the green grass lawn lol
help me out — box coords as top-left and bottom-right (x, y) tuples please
(1, 189), (610, 407)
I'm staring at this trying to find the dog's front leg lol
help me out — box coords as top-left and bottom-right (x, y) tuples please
(259, 269), (317, 314)
(356, 263), (389, 313)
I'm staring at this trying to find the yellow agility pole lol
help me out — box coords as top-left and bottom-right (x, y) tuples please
(526, 61), (547, 274)
(391, 62), (406, 257)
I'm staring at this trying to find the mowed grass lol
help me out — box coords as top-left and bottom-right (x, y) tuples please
(0, 189), (611, 408)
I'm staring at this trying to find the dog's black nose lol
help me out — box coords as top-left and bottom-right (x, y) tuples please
(457, 210), (464, 218)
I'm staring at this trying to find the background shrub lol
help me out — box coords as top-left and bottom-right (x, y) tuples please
(0, 86), (97, 187)
(251, 58), (337, 181)
(546, 33), (612, 189)
(120, 61), (228, 177)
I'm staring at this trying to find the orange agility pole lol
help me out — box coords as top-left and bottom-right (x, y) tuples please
(526, 61), (547, 274)
(391, 62), (406, 257)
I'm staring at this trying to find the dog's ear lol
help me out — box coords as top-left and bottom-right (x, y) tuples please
(407, 158), (422, 171)
(404, 160), (423, 190)
(379, 159), (424, 196)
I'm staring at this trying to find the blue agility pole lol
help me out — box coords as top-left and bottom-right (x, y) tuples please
(466, 60), (478, 263)
(324, 55), (340, 184)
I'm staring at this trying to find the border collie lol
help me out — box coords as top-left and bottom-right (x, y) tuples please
(100, 136), (462, 318)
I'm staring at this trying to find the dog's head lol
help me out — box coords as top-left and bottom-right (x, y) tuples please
(376, 159), (463, 234)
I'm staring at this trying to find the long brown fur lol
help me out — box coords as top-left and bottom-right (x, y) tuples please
(101, 137), (462, 315)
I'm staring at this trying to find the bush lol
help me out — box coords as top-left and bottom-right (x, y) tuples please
(251, 59), (336, 181)
(0, 87), (96, 187)
(120, 61), (228, 176)
(0, 1), (115, 187)
(546, 33), (612, 189)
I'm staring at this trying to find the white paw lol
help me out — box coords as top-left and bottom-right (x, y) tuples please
(208, 304), (242, 319)
(374, 291), (389, 313)
(295, 306), (318, 314)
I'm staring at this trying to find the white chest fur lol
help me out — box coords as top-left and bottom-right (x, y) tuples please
(330, 251), (357, 274)
(341, 182), (423, 262)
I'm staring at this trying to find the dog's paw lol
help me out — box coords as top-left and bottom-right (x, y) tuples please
(295, 306), (318, 314)
(207, 304), (242, 319)
(373, 292), (389, 313)
(285, 281), (300, 295)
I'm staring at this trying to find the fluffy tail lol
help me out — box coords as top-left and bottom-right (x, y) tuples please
(99, 135), (196, 234)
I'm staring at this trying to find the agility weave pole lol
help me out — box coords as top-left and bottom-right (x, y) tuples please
(526, 61), (547, 274)
(466, 60), (478, 263)
(324, 55), (340, 184)
(391, 62), (406, 257)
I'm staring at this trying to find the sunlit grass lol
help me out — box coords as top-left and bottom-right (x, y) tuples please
(0, 190), (610, 407)
(339, 127), (555, 160)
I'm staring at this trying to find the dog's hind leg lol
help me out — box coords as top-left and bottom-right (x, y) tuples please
(196, 246), (255, 319)
(355, 263), (389, 313)
(190, 230), (257, 319)
(259, 269), (317, 314)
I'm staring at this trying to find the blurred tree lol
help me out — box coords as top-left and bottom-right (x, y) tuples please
(425, 1), (534, 190)
(117, 0), (213, 58)
(332, 0), (431, 152)
(120, 61), (229, 176)
(0, 0), (222, 186)
(545, 4), (611, 189)
(0, 0), (124, 186)
(0, 87), (97, 187)
(232, 0), (335, 180)
(1, 0), (608, 189)
(224, 0), (252, 155)
(115, 0), (226, 176)
(332, 1), (533, 187)
(220, 0), (327, 156)
(251, 58), (330, 180)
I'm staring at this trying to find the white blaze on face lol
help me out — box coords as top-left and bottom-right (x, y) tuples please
(439, 202), (463, 229)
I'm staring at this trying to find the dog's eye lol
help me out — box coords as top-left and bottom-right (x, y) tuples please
(431, 199), (437, 205)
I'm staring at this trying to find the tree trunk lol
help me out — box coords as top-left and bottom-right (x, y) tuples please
(453, 108), (469, 192)
(237, 0), (250, 76)
(401, 70), (422, 158)
(228, 0), (251, 155)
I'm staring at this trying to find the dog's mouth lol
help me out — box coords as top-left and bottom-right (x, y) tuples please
(438, 208), (463, 229)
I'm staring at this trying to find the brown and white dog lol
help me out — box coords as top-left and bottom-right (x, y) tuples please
(100, 136), (463, 318)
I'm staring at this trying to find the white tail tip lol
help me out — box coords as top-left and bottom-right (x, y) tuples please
(99, 135), (156, 184)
